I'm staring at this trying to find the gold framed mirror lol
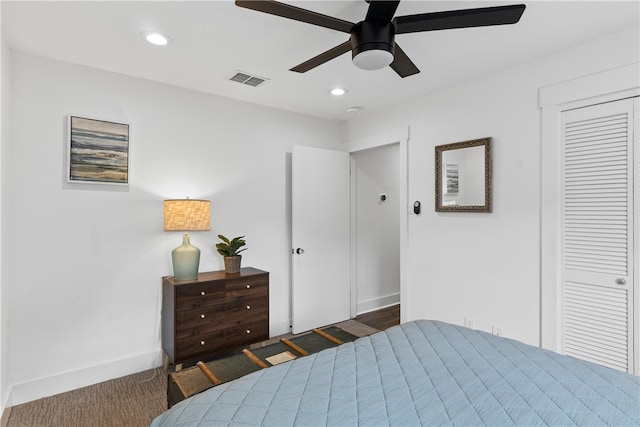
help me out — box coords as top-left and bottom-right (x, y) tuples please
(435, 137), (491, 212)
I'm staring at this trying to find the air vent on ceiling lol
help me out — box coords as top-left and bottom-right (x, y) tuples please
(229, 71), (269, 87)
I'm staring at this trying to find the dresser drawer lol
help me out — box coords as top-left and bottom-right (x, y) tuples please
(226, 276), (268, 293)
(175, 285), (225, 311)
(175, 307), (227, 330)
(223, 295), (269, 315)
(219, 319), (269, 347)
(175, 318), (268, 361)
(175, 296), (267, 326)
(176, 312), (268, 337)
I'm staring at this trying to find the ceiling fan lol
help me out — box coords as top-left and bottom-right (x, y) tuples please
(235, 0), (526, 78)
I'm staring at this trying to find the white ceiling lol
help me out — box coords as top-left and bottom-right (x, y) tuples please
(3, 1), (639, 121)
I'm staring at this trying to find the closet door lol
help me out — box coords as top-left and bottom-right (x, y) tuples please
(561, 98), (636, 373)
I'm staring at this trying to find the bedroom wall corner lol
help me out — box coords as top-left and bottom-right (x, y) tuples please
(0, 2), (10, 417)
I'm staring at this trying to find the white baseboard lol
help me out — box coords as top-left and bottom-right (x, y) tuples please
(356, 293), (400, 315)
(7, 349), (163, 407)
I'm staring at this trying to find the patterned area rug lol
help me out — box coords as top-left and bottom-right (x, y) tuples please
(167, 325), (362, 407)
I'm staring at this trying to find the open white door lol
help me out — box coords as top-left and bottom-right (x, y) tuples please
(292, 145), (350, 334)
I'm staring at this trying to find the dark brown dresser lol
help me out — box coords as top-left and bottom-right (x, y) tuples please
(162, 267), (269, 367)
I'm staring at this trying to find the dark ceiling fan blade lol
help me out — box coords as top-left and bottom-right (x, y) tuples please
(290, 41), (352, 73)
(394, 4), (526, 34)
(365, 1), (400, 23)
(235, 0), (354, 33)
(389, 43), (420, 78)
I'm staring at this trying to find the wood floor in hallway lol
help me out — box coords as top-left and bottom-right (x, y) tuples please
(355, 304), (400, 331)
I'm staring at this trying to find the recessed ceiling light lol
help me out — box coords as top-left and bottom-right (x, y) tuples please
(330, 87), (347, 96)
(141, 31), (171, 46)
(346, 106), (363, 113)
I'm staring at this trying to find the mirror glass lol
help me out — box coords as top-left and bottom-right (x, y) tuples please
(435, 138), (491, 212)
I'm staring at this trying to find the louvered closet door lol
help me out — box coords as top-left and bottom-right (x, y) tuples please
(561, 98), (636, 373)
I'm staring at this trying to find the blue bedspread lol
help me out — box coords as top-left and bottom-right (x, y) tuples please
(151, 320), (640, 426)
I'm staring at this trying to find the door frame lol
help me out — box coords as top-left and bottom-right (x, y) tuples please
(539, 64), (639, 372)
(346, 126), (410, 323)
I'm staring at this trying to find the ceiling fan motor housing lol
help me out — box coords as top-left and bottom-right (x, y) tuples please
(351, 21), (395, 70)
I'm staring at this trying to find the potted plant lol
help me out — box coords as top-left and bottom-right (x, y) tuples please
(216, 234), (247, 274)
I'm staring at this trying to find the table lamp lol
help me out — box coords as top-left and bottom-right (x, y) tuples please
(164, 198), (210, 280)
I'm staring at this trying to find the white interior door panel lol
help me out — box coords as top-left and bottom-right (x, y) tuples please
(291, 145), (350, 334)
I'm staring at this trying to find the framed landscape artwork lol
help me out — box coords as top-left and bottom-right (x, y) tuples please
(67, 116), (129, 185)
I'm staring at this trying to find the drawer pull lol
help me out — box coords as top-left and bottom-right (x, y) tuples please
(246, 284), (251, 289)
(200, 314), (206, 319)
(201, 291), (206, 296)
(246, 305), (251, 310)
(246, 329), (251, 334)
(200, 341), (205, 346)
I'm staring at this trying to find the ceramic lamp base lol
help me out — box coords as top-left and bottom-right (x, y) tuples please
(172, 234), (201, 280)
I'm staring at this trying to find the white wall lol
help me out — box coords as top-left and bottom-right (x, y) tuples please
(5, 51), (342, 405)
(343, 26), (640, 346)
(353, 144), (400, 313)
(0, 2), (8, 415)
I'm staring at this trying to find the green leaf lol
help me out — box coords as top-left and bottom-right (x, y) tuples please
(215, 234), (247, 257)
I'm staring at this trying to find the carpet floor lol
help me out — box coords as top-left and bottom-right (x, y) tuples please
(5, 320), (378, 427)
(5, 369), (166, 427)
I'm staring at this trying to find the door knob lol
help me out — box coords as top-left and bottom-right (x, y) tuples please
(296, 248), (304, 254)
(615, 278), (627, 285)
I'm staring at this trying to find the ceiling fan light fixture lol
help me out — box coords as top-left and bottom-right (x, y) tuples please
(353, 49), (394, 70)
(350, 20), (395, 71)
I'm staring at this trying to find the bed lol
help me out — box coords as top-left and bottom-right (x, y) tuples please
(151, 319), (640, 426)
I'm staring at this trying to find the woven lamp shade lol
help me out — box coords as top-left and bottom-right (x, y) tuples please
(164, 199), (210, 231)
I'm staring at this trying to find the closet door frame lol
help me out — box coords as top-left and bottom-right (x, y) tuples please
(540, 63), (639, 374)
